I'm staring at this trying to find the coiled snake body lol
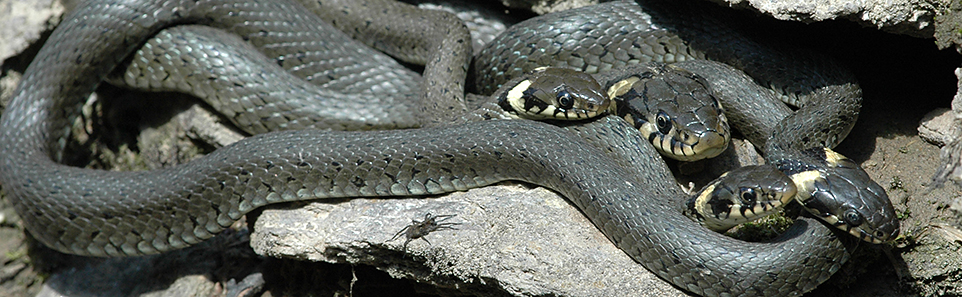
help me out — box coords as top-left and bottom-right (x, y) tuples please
(0, 0), (896, 296)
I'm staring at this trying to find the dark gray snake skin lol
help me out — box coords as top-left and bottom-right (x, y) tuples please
(474, 0), (897, 243)
(0, 0), (894, 296)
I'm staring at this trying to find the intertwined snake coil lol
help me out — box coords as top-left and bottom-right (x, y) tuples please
(0, 0), (898, 296)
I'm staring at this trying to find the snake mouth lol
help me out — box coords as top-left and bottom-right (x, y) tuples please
(647, 129), (729, 161)
(819, 214), (891, 244)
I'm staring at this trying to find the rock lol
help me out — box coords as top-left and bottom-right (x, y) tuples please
(499, 0), (939, 38)
(496, 0), (599, 15)
(935, 0), (962, 53)
(931, 67), (962, 188)
(707, 0), (938, 37)
(251, 185), (688, 297)
(950, 67), (962, 123)
(919, 108), (958, 146)
(0, 0), (65, 65)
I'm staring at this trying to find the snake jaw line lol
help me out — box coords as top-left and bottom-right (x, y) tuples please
(818, 213), (884, 244)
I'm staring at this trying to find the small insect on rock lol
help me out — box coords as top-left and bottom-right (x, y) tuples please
(390, 213), (461, 252)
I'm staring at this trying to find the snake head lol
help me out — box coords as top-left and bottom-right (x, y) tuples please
(686, 165), (797, 232)
(608, 64), (730, 161)
(499, 67), (610, 120)
(792, 148), (900, 244)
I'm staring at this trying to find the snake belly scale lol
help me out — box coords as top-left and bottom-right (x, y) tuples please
(0, 0), (864, 296)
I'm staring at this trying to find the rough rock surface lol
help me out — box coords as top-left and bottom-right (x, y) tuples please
(706, 0), (940, 37)
(252, 186), (687, 296)
(1, 0), (962, 297)
(499, 0), (942, 38)
(0, 0), (64, 63)
(929, 67), (962, 192)
(919, 107), (957, 147)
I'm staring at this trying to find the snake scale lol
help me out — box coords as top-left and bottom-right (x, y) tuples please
(0, 0), (896, 296)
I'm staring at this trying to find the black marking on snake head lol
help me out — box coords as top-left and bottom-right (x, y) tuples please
(709, 198), (733, 218)
(521, 83), (538, 100)
(800, 196), (833, 217)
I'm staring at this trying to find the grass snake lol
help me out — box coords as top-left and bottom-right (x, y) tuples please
(0, 0), (897, 295)
(473, 0), (897, 243)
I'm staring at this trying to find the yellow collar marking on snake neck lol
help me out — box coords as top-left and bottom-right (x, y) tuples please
(506, 79), (534, 115)
(822, 147), (847, 167)
(606, 76), (640, 100)
(789, 170), (822, 201)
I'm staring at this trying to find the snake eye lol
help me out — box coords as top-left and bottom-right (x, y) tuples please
(739, 187), (756, 204)
(655, 111), (672, 134)
(842, 209), (863, 227)
(557, 89), (574, 109)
